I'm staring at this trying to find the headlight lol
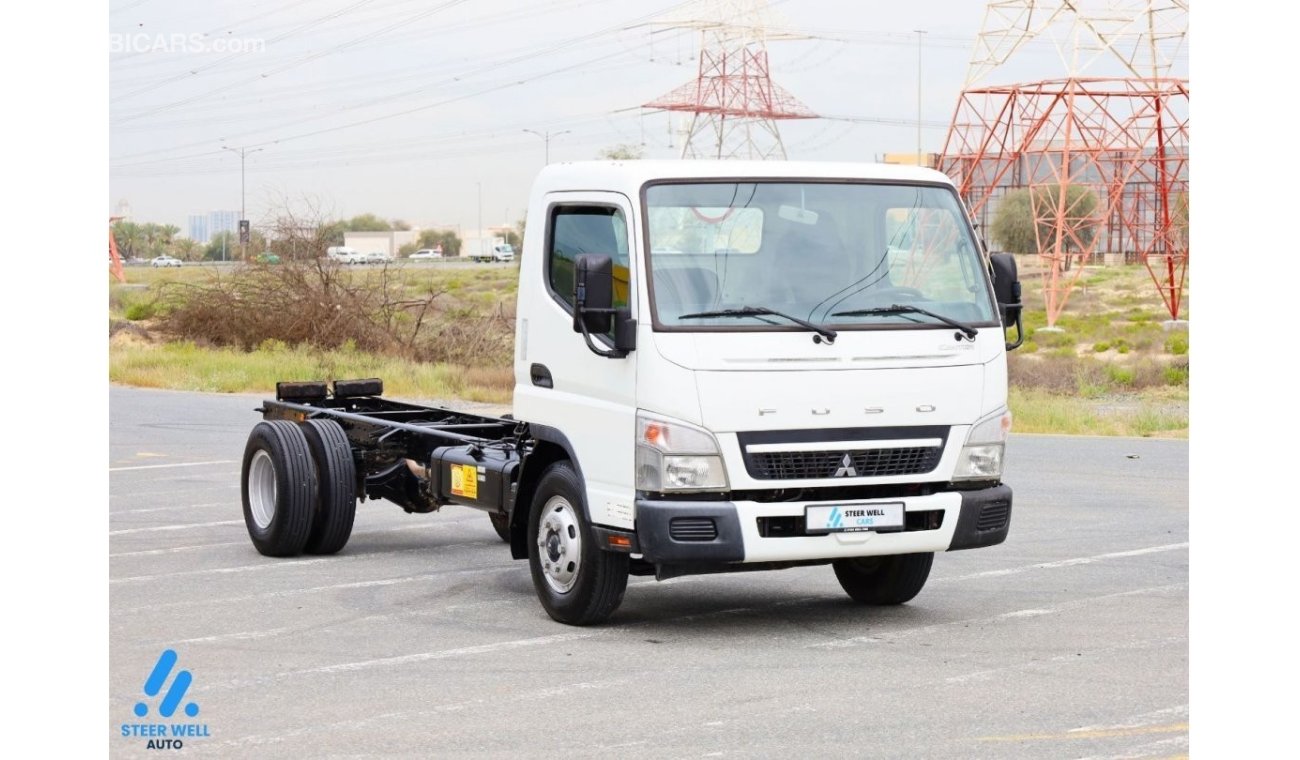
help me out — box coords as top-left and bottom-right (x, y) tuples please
(952, 407), (1012, 481)
(635, 412), (728, 492)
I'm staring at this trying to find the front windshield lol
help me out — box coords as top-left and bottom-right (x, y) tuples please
(645, 182), (996, 330)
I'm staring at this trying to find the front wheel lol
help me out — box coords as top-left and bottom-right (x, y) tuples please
(527, 462), (628, 625)
(488, 512), (510, 542)
(832, 553), (933, 605)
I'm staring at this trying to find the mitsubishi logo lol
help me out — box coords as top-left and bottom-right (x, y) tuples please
(833, 453), (858, 478)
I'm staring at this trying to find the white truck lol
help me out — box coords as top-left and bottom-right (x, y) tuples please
(467, 235), (516, 263)
(239, 161), (1024, 625)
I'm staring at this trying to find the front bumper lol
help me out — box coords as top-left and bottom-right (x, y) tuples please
(633, 484), (1011, 565)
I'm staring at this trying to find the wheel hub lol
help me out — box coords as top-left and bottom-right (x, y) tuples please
(536, 496), (582, 594)
(248, 449), (277, 530)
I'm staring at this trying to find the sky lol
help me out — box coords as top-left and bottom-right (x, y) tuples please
(108, 0), (1189, 234)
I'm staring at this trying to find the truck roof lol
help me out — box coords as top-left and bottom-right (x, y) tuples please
(532, 160), (955, 197)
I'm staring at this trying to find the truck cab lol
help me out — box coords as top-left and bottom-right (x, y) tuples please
(510, 160), (1020, 623)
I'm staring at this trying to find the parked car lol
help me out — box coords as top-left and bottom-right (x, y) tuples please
(325, 246), (366, 265)
(255, 252), (281, 265)
(363, 251), (393, 265)
(150, 255), (182, 268)
(409, 248), (442, 260)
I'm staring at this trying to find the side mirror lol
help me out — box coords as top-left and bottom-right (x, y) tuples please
(574, 254), (614, 335)
(573, 254), (635, 358)
(989, 253), (1024, 351)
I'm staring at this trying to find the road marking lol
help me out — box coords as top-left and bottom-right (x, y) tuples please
(173, 627), (292, 645)
(110, 459), (236, 472)
(110, 541), (491, 583)
(934, 542), (1188, 584)
(944, 636), (1185, 685)
(291, 631), (600, 675)
(111, 502), (226, 516)
(978, 722), (1188, 742)
(110, 541), (247, 558)
(108, 518), (491, 558)
(809, 583), (1185, 650)
(109, 519), (242, 536)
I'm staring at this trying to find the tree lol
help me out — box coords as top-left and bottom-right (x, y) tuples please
(597, 143), (645, 160)
(397, 242), (419, 258)
(112, 221), (145, 259)
(417, 228), (462, 257)
(391, 219), (412, 231)
(171, 238), (201, 261)
(204, 231), (238, 261)
(345, 213), (391, 232)
(321, 220), (347, 247)
(991, 185), (1100, 258)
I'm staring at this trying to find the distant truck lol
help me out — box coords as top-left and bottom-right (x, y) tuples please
(466, 236), (515, 263)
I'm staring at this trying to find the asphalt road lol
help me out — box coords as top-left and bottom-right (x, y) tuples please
(109, 386), (1188, 759)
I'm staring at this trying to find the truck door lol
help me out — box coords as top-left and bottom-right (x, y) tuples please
(515, 192), (638, 530)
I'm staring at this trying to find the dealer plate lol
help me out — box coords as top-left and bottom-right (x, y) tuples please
(805, 503), (905, 534)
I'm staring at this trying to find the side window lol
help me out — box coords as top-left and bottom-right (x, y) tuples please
(548, 205), (630, 316)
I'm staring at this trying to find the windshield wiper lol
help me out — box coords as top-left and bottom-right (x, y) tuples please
(679, 306), (838, 344)
(831, 305), (979, 340)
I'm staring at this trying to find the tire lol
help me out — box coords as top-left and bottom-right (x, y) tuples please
(527, 462), (629, 625)
(832, 553), (934, 605)
(241, 421), (318, 557)
(488, 512), (511, 542)
(300, 419), (358, 555)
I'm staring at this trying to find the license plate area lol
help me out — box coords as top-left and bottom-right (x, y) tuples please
(805, 502), (905, 534)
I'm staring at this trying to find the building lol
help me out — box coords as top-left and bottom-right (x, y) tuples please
(209, 210), (238, 239)
(185, 210), (239, 243)
(187, 214), (209, 244)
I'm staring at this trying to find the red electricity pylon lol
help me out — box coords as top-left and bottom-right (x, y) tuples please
(643, 0), (815, 159)
(109, 216), (126, 283)
(938, 1), (1189, 325)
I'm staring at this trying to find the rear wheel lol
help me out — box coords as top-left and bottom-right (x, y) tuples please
(832, 553), (934, 605)
(241, 421), (317, 557)
(527, 462), (628, 625)
(299, 419), (358, 555)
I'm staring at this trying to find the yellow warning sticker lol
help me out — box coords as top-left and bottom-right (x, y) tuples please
(450, 463), (478, 499)
(461, 464), (478, 499)
(450, 465), (463, 495)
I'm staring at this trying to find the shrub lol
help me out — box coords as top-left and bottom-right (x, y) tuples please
(124, 301), (157, 321)
(1163, 364), (1189, 385)
(1106, 365), (1135, 386)
(1164, 333), (1189, 355)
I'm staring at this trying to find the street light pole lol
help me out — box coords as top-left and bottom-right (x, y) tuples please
(477, 182), (482, 261)
(523, 129), (572, 164)
(914, 29), (927, 167)
(223, 145), (263, 259)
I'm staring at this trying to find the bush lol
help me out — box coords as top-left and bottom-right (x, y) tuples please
(1163, 364), (1189, 385)
(1106, 365), (1135, 386)
(157, 258), (515, 369)
(1165, 333), (1189, 355)
(1093, 341), (1110, 353)
(124, 301), (157, 321)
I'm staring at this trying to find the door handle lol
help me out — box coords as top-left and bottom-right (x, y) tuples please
(530, 363), (553, 389)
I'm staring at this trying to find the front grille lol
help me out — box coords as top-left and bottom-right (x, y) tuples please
(669, 517), (718, 541)
(976, 501), (1011, 531)
(747, 447), (942, 480)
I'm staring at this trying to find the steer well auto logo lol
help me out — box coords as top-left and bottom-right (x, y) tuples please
(120, 649), (211, 749)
